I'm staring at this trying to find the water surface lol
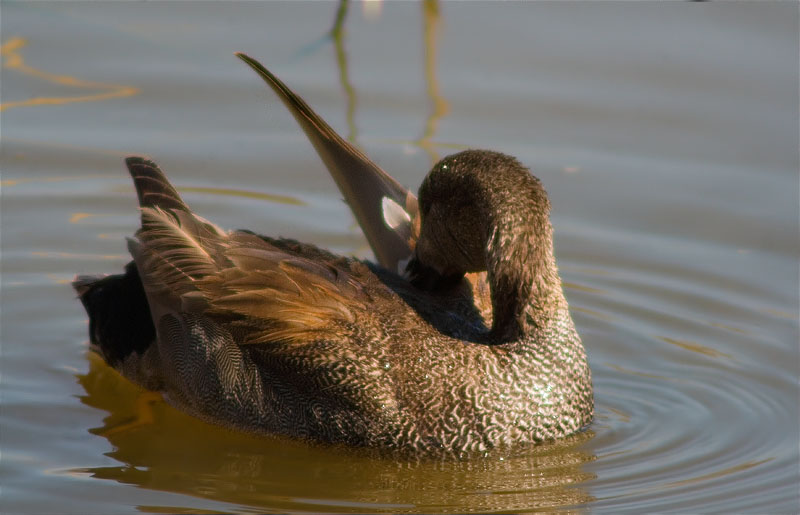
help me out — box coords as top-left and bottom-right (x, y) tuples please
(2, 2), (798, 513)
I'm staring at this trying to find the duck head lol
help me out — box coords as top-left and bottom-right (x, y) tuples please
(408, 150), (566, 343)
(234, 53), (569, 346)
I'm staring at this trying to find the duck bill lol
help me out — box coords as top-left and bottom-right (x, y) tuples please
(236, 52), (418, 274)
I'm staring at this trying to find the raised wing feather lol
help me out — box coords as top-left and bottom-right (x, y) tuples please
(236, 53), (420, 275)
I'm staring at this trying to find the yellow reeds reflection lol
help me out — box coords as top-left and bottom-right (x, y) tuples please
(323, 0), (451, 163)
(0, 37), (139, 111)
(330, 0), (358, 143)
(415, 0), (450, 165)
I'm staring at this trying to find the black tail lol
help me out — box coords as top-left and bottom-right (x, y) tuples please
(75, 157), (182, 367)
(73, 261), (156, 367)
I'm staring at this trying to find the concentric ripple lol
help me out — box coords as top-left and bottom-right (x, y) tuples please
(561, 220), (799, 513)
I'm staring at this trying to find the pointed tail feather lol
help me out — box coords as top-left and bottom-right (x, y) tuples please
(126, 157), (189, 213)
(235, 53), (419, 274)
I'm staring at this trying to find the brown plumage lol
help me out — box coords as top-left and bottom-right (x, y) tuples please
(74, 54), (592, 454)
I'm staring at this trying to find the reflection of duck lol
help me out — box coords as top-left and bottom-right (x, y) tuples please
(73, 54), (592, 454)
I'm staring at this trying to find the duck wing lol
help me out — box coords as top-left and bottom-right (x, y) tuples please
(235, 53), (419, 275)
(126, 157), (373, 347)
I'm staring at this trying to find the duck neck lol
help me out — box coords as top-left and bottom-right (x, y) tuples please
(484, 212), (568, 343)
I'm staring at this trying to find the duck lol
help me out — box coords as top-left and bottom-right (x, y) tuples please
(73, 53), (592, 454)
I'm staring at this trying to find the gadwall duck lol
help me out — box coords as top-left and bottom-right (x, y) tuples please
(74, 54), (592, 454)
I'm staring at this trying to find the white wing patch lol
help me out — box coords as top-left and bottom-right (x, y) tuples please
(381, 196), (415, 274)
(382, 196), (411, 230)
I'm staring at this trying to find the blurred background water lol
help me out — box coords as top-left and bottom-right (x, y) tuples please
(1, 2), (798, 513)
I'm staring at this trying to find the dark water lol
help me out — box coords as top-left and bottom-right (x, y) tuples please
(2, 2), (798, 513)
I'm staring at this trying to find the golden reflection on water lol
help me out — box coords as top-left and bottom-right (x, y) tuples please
(708, 322), (751, 336)
(563, 280), (606, 294)
(31, 250), (127, 261)
(178, 186), (305, 206)
(1, 174), (112, 187)
(658, 336), (732, 359)
(572, 305), (616, 322)
(608, 363), (673, 382)
(69, 213), (110, 224)
(107, 184), (305, 206)
(76, 353), (597, 513)
(0, 37), (139, 111)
